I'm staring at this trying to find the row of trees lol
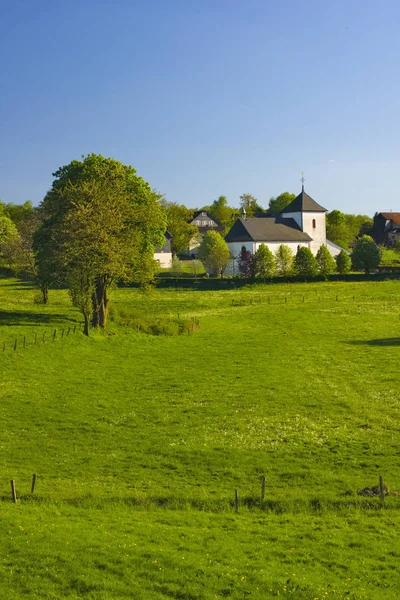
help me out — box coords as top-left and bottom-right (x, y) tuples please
(196, 231), (380, 278)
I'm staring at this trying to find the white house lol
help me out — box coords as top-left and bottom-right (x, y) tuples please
(225, 185), (344, 273)
(154, 231), (173, 268)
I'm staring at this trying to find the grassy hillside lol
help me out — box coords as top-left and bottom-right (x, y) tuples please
(1, 278), (400, 599)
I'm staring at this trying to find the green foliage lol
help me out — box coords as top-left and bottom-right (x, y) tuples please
(275, 244), (294, 276)
(161, 201), (197, 254)
(198, 230), (231, 276)
(268, 191), (295, 213)
(336, 249), (352, 274)
(294, 246), (318, 278)
(351, 235), (382, 274)
(34, 154), (166, 326)
(239, 193), (263, 217)
(316, 244), (336, 279)
(255, 243), (275, 278)
(170, 255), (182, 278)
(327, 210), (373, 249)
(208, 195), (237, 233)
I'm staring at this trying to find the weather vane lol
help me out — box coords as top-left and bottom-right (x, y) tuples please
(301, 172), (305, 188)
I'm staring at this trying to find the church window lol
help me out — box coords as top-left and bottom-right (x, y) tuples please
(312, 219), (316, 229)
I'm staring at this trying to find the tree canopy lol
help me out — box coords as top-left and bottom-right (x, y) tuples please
(268, 192), (295, 214)
(351, 235), (381, 274)
(34, 154), (166, 332)
(239, 194), (263, 218)
(198, 230), (231, 277)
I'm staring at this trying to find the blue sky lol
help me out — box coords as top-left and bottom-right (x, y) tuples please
(1, 0), (399, 215)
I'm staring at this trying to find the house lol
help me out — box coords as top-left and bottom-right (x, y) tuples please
(154, 231), (173, 268)
(370, 212), (400, 247)
(187, 211), (223, 257)
(225, 184), (344, 273)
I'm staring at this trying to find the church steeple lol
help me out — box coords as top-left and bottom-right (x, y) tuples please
(301, 172), (305, 192)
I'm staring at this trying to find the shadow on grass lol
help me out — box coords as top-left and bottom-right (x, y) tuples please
(348, 338), (400, 347)
(0, 309), (77, 326)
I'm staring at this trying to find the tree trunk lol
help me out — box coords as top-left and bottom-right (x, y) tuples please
(99, 286), (109, 328)
(92, 292), (100, 328)
(42, 286), (49, 304)
(83, 313), (90, 336)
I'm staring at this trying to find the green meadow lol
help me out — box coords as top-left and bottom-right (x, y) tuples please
(1, 277), (400, 599)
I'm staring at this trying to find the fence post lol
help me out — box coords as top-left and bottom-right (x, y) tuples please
(261, 476), (266, 501)
(34, 333), (37, 345)
(53, 330), (57, 340)
(14, 339), (17, 351)
(379, 475), (385, 502)
(235, 489), (239, 513)
(31, 474), (37, 494)
(11, 480), (17, 503)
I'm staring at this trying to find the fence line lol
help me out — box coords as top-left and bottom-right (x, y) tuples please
(1, 323), (79, 354)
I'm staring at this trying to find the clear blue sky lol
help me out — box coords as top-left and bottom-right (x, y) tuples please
(1, 0), (399, 215)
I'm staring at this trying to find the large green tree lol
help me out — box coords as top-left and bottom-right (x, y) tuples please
(275, 244), (294, 276)
(268, 192), (295, 214)
(239, 193), (263, 217)
(208, 196), (237, 233)
(294, 246), (318, 279)
(336, 249), (351, 274)
(255, 244), (275, 279)
(34, 154), (166, 327)
(351, 235), (381, 274)
(199, 230), (231, 277)
(316, 245), (336, 279)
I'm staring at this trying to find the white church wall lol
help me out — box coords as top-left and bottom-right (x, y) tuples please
(302, 212), (326, 253)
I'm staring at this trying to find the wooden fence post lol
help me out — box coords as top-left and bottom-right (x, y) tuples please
(261, 476), (266, 501)
(34, 333), (37, 345)
(11, 480), (17, 503)
(235, 489), (239, 513)
(31, 474), (37, 494)
(14, 339), (17, 351)
(53, 330), (57, 340)
(379, 475), (385, 502)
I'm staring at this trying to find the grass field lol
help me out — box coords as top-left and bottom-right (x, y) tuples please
(1, 277), (400, 599)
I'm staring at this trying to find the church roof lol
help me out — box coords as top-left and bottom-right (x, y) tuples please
(281, 187), (327, 213)
(225, 216), (312, 243)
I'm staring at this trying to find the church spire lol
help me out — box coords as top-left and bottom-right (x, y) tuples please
(301, 172), (305, 192)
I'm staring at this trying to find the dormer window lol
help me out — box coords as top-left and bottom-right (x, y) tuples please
(312, 219), (316, 229)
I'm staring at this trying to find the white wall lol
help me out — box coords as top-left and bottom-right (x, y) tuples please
(302, 212), (326, 253)
(154, 252), (172, 268)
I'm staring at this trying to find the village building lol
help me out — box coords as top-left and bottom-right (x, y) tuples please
(370, 212), (400, 247)
(225, 184), (344, 273)
(154, 231), (173, 268)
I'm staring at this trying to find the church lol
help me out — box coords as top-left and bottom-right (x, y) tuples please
(225, 184), (344, 272)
